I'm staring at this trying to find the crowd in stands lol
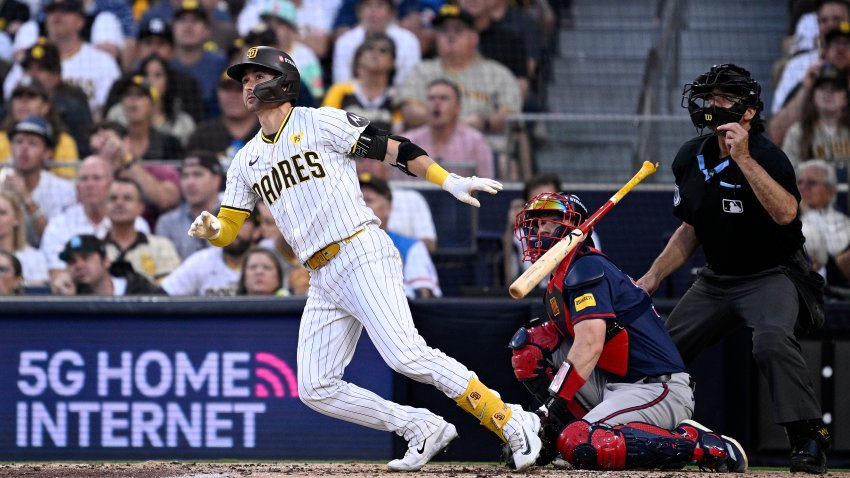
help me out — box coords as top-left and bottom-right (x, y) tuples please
(0, 0), (557, 296)
(774, 0), (850, 295)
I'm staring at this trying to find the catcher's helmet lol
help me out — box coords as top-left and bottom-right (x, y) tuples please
(514, 192), (589, 263)
(226, 45), (300, 104)
(681, 63), (762, 130)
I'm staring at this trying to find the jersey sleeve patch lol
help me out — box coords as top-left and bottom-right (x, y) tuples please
(574, 293), (596, 311)
(346, 111), (370, 127)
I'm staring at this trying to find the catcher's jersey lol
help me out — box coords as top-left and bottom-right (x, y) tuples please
(221, 106), (377, 263)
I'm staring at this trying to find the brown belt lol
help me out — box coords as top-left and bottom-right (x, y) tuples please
(305, 228), (365, 270)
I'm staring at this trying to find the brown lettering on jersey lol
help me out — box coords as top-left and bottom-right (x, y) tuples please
(276, 159), (297, 188)
(260, 175), (277, 204)
(252, 150), (328, 205)
(305, 151), (326, 178)
(292, 154), (310, 182)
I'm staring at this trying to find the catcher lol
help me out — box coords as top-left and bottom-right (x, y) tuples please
(508, 192), (747, 471)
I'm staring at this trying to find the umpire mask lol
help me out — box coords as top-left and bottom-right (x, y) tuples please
(682, 63), (762, 131)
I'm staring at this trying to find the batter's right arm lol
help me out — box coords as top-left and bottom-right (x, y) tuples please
(636, 222), (699, 295)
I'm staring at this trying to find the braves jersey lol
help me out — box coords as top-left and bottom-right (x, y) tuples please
(545, 249), (686, 383)
(220, 106), (378, 263)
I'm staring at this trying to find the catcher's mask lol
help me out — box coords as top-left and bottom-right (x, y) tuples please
(515, 192), (589, 263)
(682, 63), (762, 131)
(226, 46), (300, 105)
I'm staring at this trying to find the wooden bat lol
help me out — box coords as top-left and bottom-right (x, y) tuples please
(509, 161), (659, 299)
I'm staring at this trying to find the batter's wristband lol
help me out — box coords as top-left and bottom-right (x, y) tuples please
(548, 359), (586, 401)
(425, 163), (450, 186)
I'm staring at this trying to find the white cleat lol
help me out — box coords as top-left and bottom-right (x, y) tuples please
(508, 411), (543, 471)
(387, 421), (458, 472)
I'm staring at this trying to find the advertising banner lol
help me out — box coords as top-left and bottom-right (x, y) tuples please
(0, 313), (392, 460)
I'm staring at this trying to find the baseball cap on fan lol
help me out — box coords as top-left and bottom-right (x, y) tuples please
(138, 17), (173, 43)
(59, 235), (107, 262)
(825, 21), (850, 45)
(22, 40), (61, 73)
(260, 0), (298, 28)
(44, 0), (84, 16)
(9, 116), (55, 148)
(174, 0), (210, 23)
(182, 150), (224, 176)
(432, 4), (475, 29)
(358, 173), (392, 201)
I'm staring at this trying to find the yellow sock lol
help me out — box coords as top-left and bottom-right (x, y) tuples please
(453, 378), (513, 442)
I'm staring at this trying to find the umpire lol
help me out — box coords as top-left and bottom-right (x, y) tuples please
(636, 64), (830, 474)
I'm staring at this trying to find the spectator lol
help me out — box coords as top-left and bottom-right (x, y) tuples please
(458, 0), (529, 100)
(236, 0), (339, 60)
(186, 72), (260, 160)
(771, 8), (850, 145)
(105, 55), (197, 147)
(90, 86), (183, 227)
(395, 78), (492, 179)
(155, 151), (223, 259)
(40, 155), (151, 276)
(104, 177), (181, 282)
(161, 207), (260, 296)
(0, 116), (76, 246)
(133, 17), (205, 122)
(359, 172), (441, 297)
(11, 0), (129, 64)
(169, 0), (228, 119)
(0, 249), (24, 295)
(56, 233), (166, 295)
(236, 246), (287, 295)
(20, 39), (93, 159)
(782, 63), (850, 167)
(0, 189), (48, 285)
(772, 0), (850, 116)
(254, 200), (309, 295)
(0, 0), (29, 41)
(0, 78), (80, 178)
(396, 4), (522, 174)
(797, 160), (850, 278)
(260, 0), (325, 99)
(332, 0), (421, 87)
(323, 31), (400, 132)
(3, 0), (122, 119)
(486, 0), (543, 92)
(356, 157), (437, 252)
(141, 0), (236, 53)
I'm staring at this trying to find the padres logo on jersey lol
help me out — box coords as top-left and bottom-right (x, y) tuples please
(251, 150), (328, 205)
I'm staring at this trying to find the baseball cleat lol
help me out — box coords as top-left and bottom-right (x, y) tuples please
(790, 438), (828, 474)
(676, 419), (748, 473)
(508, 410), (543, 471)
(387, 421), (457, 472)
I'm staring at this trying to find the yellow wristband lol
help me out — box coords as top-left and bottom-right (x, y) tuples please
(424, 163), (450, 186)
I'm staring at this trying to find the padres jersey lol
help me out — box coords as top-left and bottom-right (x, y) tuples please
(220, 106), (378, 263)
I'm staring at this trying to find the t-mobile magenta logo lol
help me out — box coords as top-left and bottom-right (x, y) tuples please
(254, 352), (298, 398)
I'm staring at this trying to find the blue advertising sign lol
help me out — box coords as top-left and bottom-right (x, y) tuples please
(0, 314), (392, 460)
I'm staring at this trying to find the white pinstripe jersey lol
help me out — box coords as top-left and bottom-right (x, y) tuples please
(221, 106), (378, 263)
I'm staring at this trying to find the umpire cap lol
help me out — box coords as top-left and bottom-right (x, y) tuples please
(226, 46), (300, 104)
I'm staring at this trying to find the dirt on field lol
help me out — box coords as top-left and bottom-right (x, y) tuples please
(1, 463), (848, 478)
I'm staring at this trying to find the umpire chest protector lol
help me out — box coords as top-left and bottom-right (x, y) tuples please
(544, 249), (630, 377)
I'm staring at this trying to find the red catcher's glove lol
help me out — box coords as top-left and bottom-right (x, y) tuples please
(509, 319), (562, 381)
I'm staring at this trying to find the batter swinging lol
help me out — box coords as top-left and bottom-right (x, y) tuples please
(187, 46), (542, 471)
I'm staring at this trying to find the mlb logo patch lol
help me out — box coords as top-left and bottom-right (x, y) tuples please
(722, 199), (743, 213)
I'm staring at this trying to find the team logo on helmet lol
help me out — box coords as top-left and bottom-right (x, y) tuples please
(247, 47), (258, 58)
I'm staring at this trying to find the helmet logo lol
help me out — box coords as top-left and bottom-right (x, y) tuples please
(247, 47), (258, 59)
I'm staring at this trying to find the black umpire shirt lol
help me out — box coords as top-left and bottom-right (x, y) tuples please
(671, 131), (804, 275)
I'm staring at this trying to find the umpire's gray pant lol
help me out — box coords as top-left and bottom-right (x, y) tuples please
(666, 266), (822, 425)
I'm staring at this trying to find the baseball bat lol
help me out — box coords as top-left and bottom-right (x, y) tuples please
(508, 161), (659, 299)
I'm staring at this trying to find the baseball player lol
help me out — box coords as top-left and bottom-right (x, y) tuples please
(187, 46), (542, 471)
(508, 192), (747, 471)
